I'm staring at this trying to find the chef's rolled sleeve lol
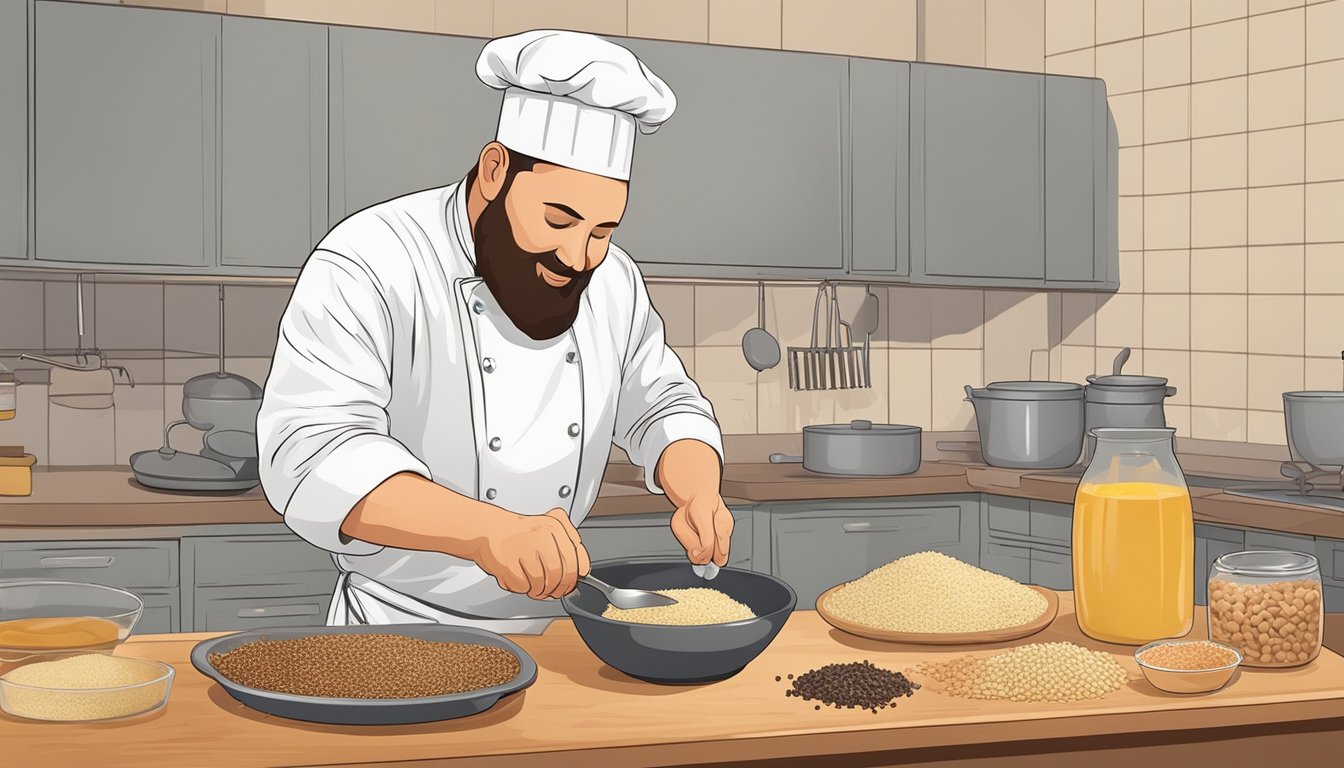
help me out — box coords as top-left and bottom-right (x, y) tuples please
(635, 412), (725, 496)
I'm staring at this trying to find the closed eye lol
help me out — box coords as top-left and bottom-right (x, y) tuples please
(546, 219), (577, 230)
(590, 231), (610, 240)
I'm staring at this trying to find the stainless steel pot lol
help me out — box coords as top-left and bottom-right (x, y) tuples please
(965, 382), (1085, 469)
(1283, 392), (1344, 468)
(181, 372), (263, 433)
(769, 420), (921, 476)
(1083, 348), (1177, 458)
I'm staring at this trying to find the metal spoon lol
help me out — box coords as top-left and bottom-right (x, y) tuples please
(741, 282), (781, 372)
(578, 574), (678, 609)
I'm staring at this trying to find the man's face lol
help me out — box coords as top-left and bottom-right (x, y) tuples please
(474, 160), (629, 341)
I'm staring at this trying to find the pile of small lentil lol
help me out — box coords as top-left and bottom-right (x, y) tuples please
(208, 634), (520, 698)
(1208, 577), (1322, 667)
(1138, 641), (1239, 671)
(823, 551), (1048, 634)
(1, 654), (169, 721)
(780, 661), (919, 713)
(912, 642), (1127, 703)
(601, 587), (755, 626)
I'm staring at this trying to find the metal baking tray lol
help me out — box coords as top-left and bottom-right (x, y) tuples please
(190, 624), (537, 725)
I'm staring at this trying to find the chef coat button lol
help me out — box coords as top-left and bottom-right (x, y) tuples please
(567, 423), (580, 437)
(566, 351), (578, 364)
(482, 357), (495, 373)
(559, 485), (572, 499)
(489, 437), (501, 451)
(472, 300), (485, 315)
(485, 488), (497, 500)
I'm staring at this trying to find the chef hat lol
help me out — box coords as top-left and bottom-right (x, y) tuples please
(476, 29), (676, 181)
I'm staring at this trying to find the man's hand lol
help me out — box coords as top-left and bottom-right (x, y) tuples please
(472, 508), (592, 599)
(670, 493), (733, 567)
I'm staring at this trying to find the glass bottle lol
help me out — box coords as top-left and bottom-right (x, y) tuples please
(1072, 427), (1194, 645)
(1208, 550), (1322, 667)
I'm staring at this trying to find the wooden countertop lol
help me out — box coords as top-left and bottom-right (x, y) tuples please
(5, 594), (1343, 767)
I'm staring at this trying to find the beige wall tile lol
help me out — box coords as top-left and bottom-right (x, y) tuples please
(1191, 351), (1248, 408)
(1110, 92), (1144, 146)
(931, 349), (981, 429)
(93, 283), (163, 352)
(1115, 251), (1143, 294)
(224, 286), (289, 358)
(225, 357), (272, 389)
(1120, 197), (1145, 249)
(1145, 249), (1192, 292)
(629, 0), (708, 42)
(922, 0), (985, 65)
(1061, 292), (1097, 345)
(1307, 181), (1344, 242)
(1061, 344), (1097, 383)
(987, 0), (1047, 71)
(1046, 48), (1095, 75)
(1145, 86), (1192, 142)
(1248, 294), (1305, 354)
(1249, 126), (1306, 186)
(1192, 18), (1248, 82)
(1145, 193), (1192, 249)
(930, 289), (984, 349)
(1305, 295), (1344, 356)
(1306, 121), (1344, 182)
(1191, 134), (1248, 190)
(1046, 0), (1095, 53)
(1144, 140), (1192, 194)
(1191, 294), (1249, 351)
(1191, 406), (1247, 441)
(1249, 0), (1305, 11)
(1192, 0), (1249, 24)
(694, 346), (757, 434)
(1192, 77), (1249, 136)
(671, 346), (695, 377)
(888, 286), (934, 348)
(783, 0), (917, 58)
(1306, 60), (1344, 122)
(1096, 346), (1143, 377)
(1249, 8), (1305, 73)
(1119, 147), (1145, 195)
(709, 0), (781, 48)
(757, 360), (834, 432)
(889, 349), (933, 430)
(1097, 0), (1144, 43)
(163, 385), (202, 455)
(494, 0), (625, 35)
(435, 0), (492, 35)
(1095, 293), (1144, 347)
(228, 0), (267, 15)
(1248, 244), (1306, 292)
(0, 280), (43, 352)
(1191, 247), (1249, 292)
(1249, 67), (1306, 130)
(1146, 31), (1192, 89)
(695, 285), (755, 345)
(833, 348), (890, 424)
(1165, 403), (1192, 436)
(0, 385), (48, 464)
(648, 283), (695, 347)
(1248, 184), (1305, 244)
(1306, 0), (1344, 62)
(1097, 39), (1144, 95)
(263, 0), (437, 31)
(1146, 0), (1192, 32)
(48, 403), (115, 466)
(983, 291), (1052, 382)
(767, 285), (824, 349)
(1144, 294), (1192, 349)
(1246, 409), (1287, 444)
(1305, 355), (1344, 389)
(113, 383), (163, 466)
(1305, 243), (1344, 293)
(1145, 349), (1191, 404)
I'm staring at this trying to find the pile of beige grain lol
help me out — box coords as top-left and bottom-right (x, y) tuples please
(1, 654), (169, 721)
(912, 642), (1128, 703)
(602, 587), (755, 625)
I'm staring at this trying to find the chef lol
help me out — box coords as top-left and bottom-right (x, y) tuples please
(257, 29), (730, 633)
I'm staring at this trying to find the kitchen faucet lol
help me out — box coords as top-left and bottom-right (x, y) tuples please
(16, 273), (135, 387)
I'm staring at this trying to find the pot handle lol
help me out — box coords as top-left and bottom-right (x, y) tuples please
(768, 454), (803, 464)
(963, 384), (974, 402)
(1165, 386), (1177, 397)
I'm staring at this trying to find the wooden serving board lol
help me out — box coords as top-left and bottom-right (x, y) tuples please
(815, 584), (1059, 645)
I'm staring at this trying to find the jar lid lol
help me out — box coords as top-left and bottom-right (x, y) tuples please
(1214, 550), (1318, 578)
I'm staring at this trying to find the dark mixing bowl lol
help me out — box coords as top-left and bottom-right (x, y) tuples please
(561, 557), (796, 685)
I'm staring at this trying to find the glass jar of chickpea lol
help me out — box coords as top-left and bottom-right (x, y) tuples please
(1207, 551), (1322, 668)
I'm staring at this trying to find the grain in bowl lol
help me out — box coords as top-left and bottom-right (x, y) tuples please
(0, 653), (174, 721)
(601, 587), (755, 626)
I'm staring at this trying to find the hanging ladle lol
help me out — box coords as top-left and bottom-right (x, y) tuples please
(741, 282), (780, 372)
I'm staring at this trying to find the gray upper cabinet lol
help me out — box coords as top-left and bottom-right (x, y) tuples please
(328, 27), (496, 226)
(1046, 76), (1110, 286)
(848, 58), (909, 276)
(0, 0), (26, 261)
(34, 1), (218, 268)
(614, 40), (849, 278)
(221, 17), (327, 270)
(911, 64), (1044, 285)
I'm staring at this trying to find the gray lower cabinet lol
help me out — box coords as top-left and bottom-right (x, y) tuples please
(846, 57), (909, 277)
(328, 26), (496, 226)
(980, 538), (1032, 582)
(755, 495), (980, 607)
(136, 590), (180, 635)
(183, 534), (339, 631)
(0, 0), (26, 261)
(34, 1), (218, 268)
(0, 540), (178, 587)
(193, 588), (332, 632)
(1316, 536), (1344, 613)
(982, 496), (1074, 590)
(579, 508), (752, 570)
(221, 16), (327, 269)
(1195, 524), (1245, 605)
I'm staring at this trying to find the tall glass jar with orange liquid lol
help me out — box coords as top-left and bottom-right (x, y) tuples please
(1072, 427), (1193, 645)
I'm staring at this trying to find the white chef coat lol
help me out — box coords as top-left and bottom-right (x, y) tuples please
(257, 178), (723, 634)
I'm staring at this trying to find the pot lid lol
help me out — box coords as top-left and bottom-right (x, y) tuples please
(1086, 373), (1169, 388)
(183, 372), (263, 401)
(972, 381), (1083, 401)
(130, 449), (238, 482)
(1283, 391), (1344, 400)
(804, 420), (921, 435)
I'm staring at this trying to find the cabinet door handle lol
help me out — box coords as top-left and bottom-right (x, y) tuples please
(39, 555), (114, 568)
(841, 522), (907, 533)
(237, 604), (322, 619)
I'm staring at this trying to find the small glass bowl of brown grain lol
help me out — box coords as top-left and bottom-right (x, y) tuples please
(0, 651), (175, 722)
(1135, 639), (1242, 695)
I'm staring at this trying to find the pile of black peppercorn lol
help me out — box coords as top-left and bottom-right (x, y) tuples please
(779, 661), (920, 713)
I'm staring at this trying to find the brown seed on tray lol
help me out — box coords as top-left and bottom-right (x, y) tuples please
(208, 633), (520, 699)
(782, 660), (919, 711)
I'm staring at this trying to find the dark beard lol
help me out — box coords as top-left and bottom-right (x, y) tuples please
(473, 185), (594, 342)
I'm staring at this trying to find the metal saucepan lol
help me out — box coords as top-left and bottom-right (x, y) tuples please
(965, 382), (1085, 469)
(769, 419), (922, 476)
(1283, 391), (1344, 468)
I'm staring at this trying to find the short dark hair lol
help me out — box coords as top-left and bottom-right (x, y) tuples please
(465, 146), (543, 192)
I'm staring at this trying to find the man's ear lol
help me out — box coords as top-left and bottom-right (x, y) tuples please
(476, 142), (510, 202)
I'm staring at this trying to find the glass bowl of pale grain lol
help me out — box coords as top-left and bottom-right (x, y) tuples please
(0, 652), (174, 722)
(0, 581), (144, 663)
(1136, 639), (1242, 694)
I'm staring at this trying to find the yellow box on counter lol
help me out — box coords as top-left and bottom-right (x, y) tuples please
(0, 454), (36, 496)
